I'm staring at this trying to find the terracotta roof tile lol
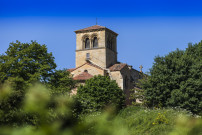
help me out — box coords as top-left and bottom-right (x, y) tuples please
(75, 25), (105, 32)
(73, 72), (93, 80)
(109, 63), (127, 71)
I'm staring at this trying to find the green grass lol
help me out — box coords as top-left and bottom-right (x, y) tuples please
(117, 106), (197, 135)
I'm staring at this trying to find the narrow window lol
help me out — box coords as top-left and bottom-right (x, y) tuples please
(86, 53), (90, 60)
(110, 40), (113, 50)
(107, 40), (110, 49)
(125, 76), (128, 89)
(85, 38), (90, 49)
(93, 37), (98, 48)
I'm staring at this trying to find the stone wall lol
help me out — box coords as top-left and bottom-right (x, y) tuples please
(110, 71), (123, 89)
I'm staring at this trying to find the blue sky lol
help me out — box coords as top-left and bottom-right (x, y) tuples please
(0, 0), (202, 72)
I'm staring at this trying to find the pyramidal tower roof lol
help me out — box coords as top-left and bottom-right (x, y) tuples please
(75, 25), (118, 35)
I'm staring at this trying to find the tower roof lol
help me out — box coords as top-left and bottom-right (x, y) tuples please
(75, 25), (118, 35)
(75, 25), (105, 32)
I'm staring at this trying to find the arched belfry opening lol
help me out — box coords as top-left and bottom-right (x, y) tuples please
(85, 38), (90, 49)
(93, 37), (98, 48)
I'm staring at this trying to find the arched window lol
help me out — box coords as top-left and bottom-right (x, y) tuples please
(93, 37), (98, 48)
(85, 38), (90, 49)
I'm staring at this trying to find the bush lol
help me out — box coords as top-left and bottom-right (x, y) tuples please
(75, 75), (125, 114)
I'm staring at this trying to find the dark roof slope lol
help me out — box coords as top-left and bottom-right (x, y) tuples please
(109, 63), (127, 71)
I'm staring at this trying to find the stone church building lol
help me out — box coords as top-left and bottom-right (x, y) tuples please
(68, 25), (143, 104)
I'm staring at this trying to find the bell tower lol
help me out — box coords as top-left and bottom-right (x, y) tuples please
(74, 25), (118, 68)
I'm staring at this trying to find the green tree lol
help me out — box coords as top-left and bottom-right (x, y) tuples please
(0, 40), (56, 84)
(75, 75), (125, 114)
(141, 41), (202, 114)
(0, 41), (75, 125)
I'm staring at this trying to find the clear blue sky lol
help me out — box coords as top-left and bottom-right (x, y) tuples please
(1, 0), (202, 72)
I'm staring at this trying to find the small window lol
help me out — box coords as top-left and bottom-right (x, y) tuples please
(84, 70), (88, 72)
(93, 37), (98, 48)
(85, 38), (90, 49)
(86, 53), (90, 60)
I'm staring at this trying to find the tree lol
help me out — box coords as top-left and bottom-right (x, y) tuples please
(75, 75), (125, 114)
(0, 40), (56, 85)
(141, 41), (202, 114)
(0, 41), (74, 125)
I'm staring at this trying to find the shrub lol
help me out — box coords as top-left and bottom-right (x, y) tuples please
(75, 75), (125, 114)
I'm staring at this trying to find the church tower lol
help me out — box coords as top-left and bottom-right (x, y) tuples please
(74, 25), (118, 68)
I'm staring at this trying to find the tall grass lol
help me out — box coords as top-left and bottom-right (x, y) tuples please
(117, 106), (202, 135)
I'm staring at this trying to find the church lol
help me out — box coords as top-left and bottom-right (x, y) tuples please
(68, 25), (143, 104)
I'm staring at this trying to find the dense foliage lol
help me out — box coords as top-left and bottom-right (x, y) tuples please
(141, 41), (202, 114)
(0, 84), (201, 135)
(0, 41), (74, 125)
(0, 40), (56, 84)
(76, 75), (125, 114)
